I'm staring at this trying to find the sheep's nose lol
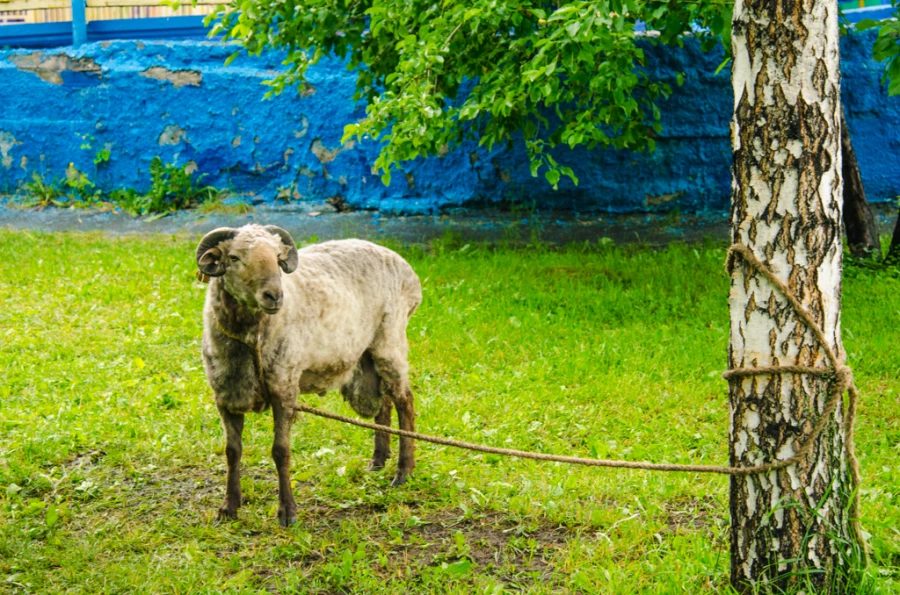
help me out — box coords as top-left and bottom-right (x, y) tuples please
(261, 289), (283, 308)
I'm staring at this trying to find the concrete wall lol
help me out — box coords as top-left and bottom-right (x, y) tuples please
(0, 32), (897, 214)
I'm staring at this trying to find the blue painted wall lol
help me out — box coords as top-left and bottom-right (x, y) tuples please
(0, 32), (897, 214)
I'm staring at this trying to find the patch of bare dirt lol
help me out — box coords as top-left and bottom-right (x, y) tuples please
(301, 504), (573, 580)
(662, 495), (726, 536)
(416, 509), (567, 565)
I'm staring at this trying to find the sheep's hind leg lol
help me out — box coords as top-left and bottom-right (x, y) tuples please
(371, 398), (392, 471)
(390, 386), (416, 487)
(371, 348), (416, 487)
(218, 408), (244, 520)
(374, 370), (414, 487)
(271, 400), (298, 527)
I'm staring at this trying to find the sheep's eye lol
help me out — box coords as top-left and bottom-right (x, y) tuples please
(230, 256), (240, 263)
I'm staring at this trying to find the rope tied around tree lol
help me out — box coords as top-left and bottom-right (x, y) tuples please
(209, 243), (864, 553)
(723, 244), (864, 557)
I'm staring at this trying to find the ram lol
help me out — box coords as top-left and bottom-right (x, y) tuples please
(196, 225), (422, 526)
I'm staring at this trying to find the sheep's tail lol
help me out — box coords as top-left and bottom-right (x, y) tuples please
(340, 350), (383, 419)
(405, 270), (423, 320)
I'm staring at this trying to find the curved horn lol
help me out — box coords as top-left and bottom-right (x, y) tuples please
(264, 225), (299, 274)
(195, 227), (237, 277)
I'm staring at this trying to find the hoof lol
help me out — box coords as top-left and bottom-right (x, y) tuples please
(278, 508), (298, 527)
(390, 472), (409, 488)
(218, 506), (238, 521)
(369, 458), (387, 472)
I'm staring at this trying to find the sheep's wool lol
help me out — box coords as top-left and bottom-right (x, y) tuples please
(341, 379), (382, 418)
(201, 230), (422, 417)
(339, 351), (383, 418)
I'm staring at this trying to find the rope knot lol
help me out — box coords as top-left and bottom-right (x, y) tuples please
(834, 365), (853, 394)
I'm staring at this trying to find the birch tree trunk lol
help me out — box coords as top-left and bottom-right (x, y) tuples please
(728, 0), (861, 591)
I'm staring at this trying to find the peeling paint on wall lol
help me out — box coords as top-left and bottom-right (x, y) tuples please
(645, 190), (684, 206)
(9, 52), (101, 85)
(0, 131), (20, 169)
(158, 125), (187, 146)
(311, 138), (355, 164)
(293, 115), (309, 139)
(490, 159), (511, 183)
(139, 66), (202, 88)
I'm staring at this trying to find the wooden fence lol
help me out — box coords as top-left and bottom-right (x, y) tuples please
(0, 0), (218, 25)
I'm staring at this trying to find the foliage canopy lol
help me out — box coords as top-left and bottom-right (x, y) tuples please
(207, 0), (730, 187)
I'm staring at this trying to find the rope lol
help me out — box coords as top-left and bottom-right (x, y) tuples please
(208, 244), (864, 551)
(295, 403), (741, 474)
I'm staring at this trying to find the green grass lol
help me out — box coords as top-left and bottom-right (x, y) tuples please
(0, 231), (897, 594)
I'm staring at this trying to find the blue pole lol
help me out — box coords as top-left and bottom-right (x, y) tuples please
(71, 0), (87, 47)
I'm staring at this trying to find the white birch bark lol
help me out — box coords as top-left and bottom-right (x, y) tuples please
(728, 0), (859, 591)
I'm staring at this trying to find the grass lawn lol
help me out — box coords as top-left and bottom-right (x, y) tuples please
(0, 230), (897, 594)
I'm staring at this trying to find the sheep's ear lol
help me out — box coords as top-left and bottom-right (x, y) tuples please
(195, 227), (237, 277)
(279, 250), (299, 274)
(264, 225), (299, 274)
(198, 247), (226, 277)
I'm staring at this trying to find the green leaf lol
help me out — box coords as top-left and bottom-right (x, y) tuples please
(889, 55), (900, 81)
(224, 51), (241, 66)
(873, 33), (900, 61)
(547, 5), (578, 21)
(676, 72), (684, 86)
(545, 59), (557, 76)
(545, 168), (560, 187)
(566, 22), (581, 38)
(855, 19), (882, 32)
(560, 166), (579, 186)
(341, 548), (353, 575)
(888, 73), (900, 96)
(714, 57), (731, 76)
(45, 504), (58, 529)
(441, 560), (472, 578)
(454, 531), (466, 552)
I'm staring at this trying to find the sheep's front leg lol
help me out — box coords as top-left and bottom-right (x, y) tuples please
(271, 400), (298, 527)
(218, 407), (244, 520)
